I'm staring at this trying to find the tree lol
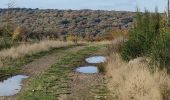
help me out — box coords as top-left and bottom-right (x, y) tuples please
(2, 0), (15, 47)
(121, 9), (161, 61)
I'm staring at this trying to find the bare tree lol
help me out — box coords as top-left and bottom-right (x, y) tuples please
(3, 0), (15, 47)
(167, 0), (170, 24)
(5, 0), (15, 32)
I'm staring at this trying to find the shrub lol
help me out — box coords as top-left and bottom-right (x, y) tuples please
(98, 63), (106, 74)
(121, 9), (170, 70)
(0, 37), (13, 50)
(67, 33), (78, 44)
(121, 10), (160, 60)
(12, 26), (22, 41)
(151, 32), (170, 70)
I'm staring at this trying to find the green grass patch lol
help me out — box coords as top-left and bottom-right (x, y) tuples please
(18, 46), (101, 100)
(0, 45), (75, 80)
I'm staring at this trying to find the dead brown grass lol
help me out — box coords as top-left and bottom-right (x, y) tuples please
(106, 53), (170, 100)
(0, 40), (73, 60)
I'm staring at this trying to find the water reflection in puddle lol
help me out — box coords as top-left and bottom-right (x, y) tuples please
(85, 56), (106, 64)
(75, 66), (99, 74)
(0, 75), (28, 97)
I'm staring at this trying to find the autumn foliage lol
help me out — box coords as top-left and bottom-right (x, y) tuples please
(12, 26), (22, 41)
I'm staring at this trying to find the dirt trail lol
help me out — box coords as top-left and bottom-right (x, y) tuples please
(1, 44), (111, 100)
(22, 46), (85, 76)
(66, 73), (109, 100)
(58, 46), (111, 100)
(1, 45), (85, 100)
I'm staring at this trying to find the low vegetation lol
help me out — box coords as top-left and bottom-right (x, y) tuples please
(0, 40), (73, 60)
(0, 8), (133, 41)
(0, 4), (169, 100)
(106, 9), (170, 100)
(98, 64), (106, 74)
(18, 45), (104, 99)
(121, 10), (170, 70)
(0, 40), (74, 82)
(107, 53), (170, 100)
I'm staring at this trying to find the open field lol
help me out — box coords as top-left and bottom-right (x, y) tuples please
(0, 3), (170, 99)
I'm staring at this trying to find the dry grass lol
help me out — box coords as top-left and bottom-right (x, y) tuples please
(106, 53), (170, 100)
(0, 40), (73, 60)
(80, 40), (111, 45)
(108, 37), (125, 53)
(93, 41), (111, 45)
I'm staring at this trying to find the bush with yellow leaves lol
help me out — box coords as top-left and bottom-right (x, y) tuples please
(67, 33), (78, 44)
(12, 26), (22, 41)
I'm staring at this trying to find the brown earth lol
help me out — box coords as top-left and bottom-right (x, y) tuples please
(58, 45), (112, 100)
(22, 46), (85, 76)
(1, 44), (111, 100)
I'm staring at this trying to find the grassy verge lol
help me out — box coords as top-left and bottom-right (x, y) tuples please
(0, 40), (73, 59)
(106, 53), (170, 100)
(18, 45), (102, 100)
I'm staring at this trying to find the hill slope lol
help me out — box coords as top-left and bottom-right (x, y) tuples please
(0, 8), (134, 39)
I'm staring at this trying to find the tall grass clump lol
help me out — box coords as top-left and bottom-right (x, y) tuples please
(98, 63), (106, 74)
(106, 53), (170, 100)
(121, 9), (170, 70)
(0, 40), (73, 60)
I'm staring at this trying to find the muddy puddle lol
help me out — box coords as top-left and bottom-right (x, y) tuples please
(85, 56), (106, 64)
(75, 66), (99, 74)
(0, 75), (28, 97)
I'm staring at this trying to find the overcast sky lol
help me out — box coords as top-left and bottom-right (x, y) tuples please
(0, 0), (167, 12)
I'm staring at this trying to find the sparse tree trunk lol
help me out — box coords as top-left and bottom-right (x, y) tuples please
(3, 0), (15, 47)
(167, 0), (170, 25)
